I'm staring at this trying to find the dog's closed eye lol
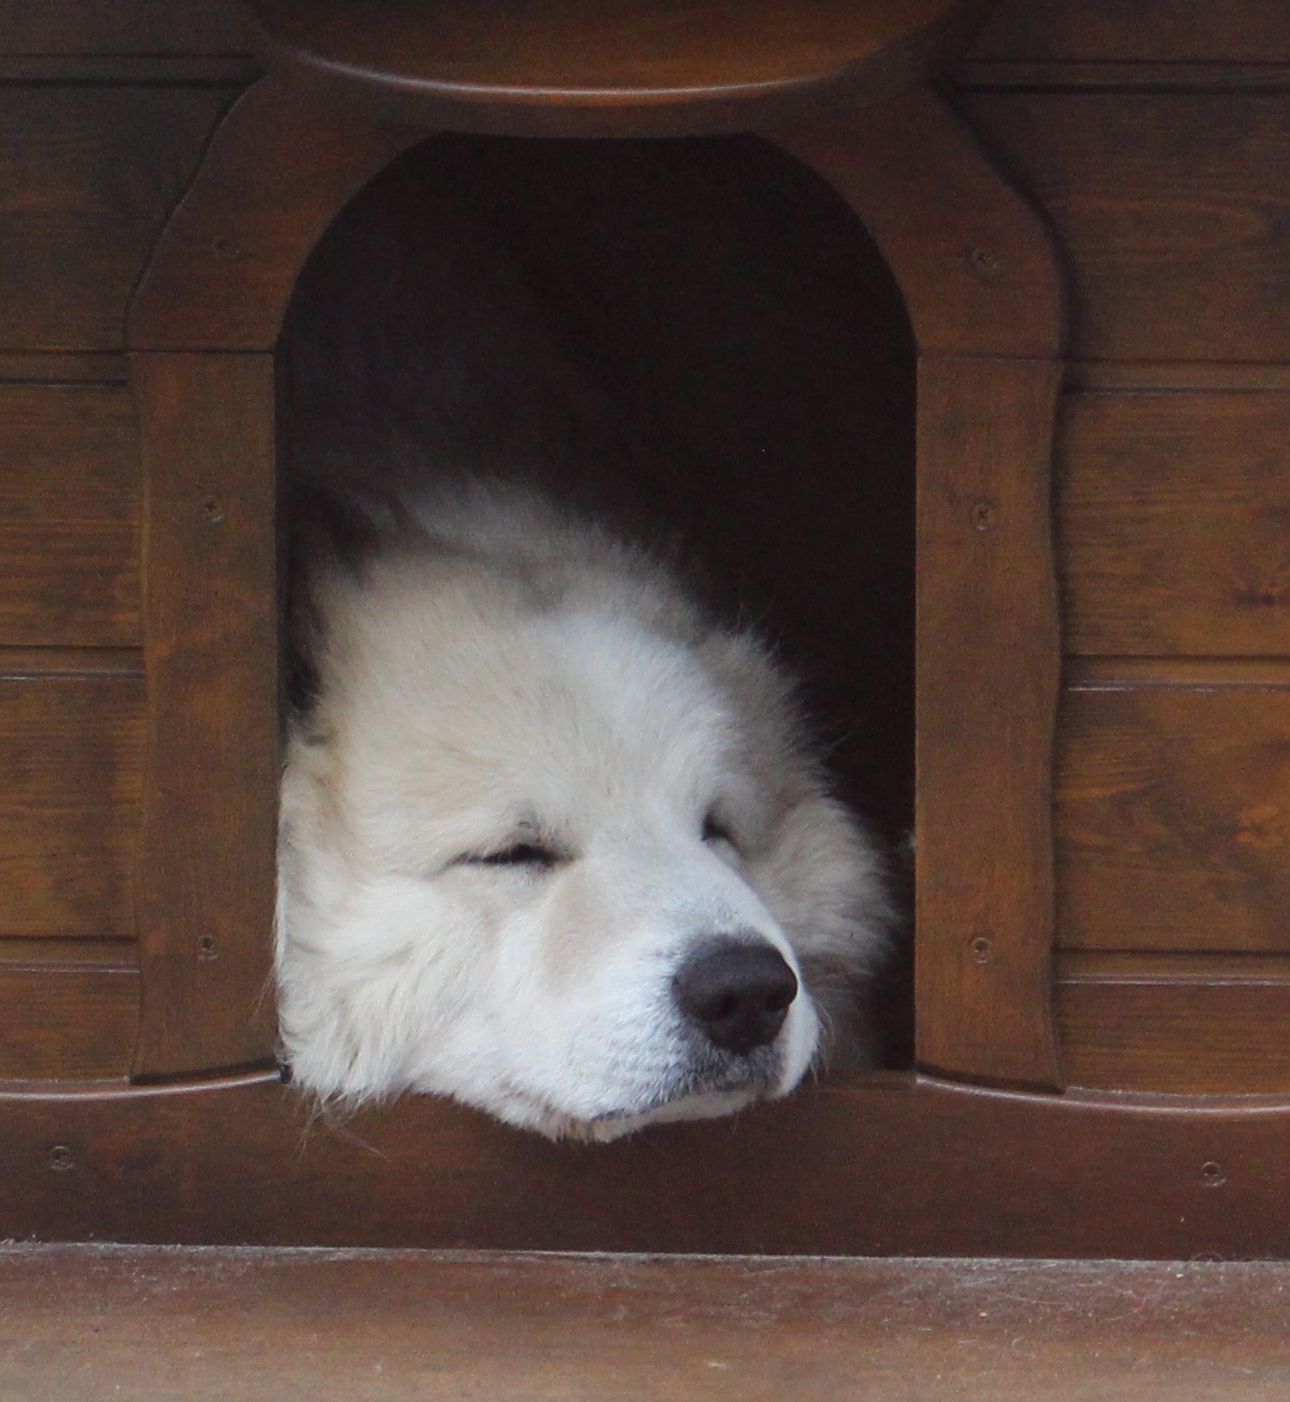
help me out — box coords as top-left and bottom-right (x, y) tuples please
(466, 842), (563, 870)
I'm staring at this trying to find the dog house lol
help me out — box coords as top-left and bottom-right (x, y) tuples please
(3, 0), (1290, 1258)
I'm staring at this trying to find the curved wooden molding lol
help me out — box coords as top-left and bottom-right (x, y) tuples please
(128, 80), (426, 352)
(243, 0), (987, 139)
(127, 76), (1065, 1090)
(772, 86), (1066, 358)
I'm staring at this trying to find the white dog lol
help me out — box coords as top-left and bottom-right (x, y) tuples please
(276, 479), (892, 1140)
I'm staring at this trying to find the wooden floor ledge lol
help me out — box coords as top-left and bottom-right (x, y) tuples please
(3, 1246), (1290, 1400)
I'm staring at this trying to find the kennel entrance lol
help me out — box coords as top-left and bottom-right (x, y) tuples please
(8, 0), (1289, 1258)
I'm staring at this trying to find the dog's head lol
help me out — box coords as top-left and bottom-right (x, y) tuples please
(278, 501), (890, 1139)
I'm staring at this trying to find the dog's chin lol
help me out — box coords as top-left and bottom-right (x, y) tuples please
(497, 1067), (788, 1144)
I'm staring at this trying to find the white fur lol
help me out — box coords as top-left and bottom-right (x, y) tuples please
(277, 484), (891, 1139)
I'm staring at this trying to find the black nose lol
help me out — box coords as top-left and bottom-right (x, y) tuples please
(672, 940), (798, 1057)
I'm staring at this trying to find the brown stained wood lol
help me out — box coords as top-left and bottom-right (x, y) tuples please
(960, 92), (1290, 364)
(128, 81), (423, 352)
(6, 1249), (1290, 1402)
(130, 354), (278, 1079)
(0, 967), (138, 1081)
(0, 89), (233, 352)
(1057, 973), (1290, 1095)
(1056, 684), (1290, 954)
(970, 0), (1290, 64)
(0, 673), (142, 941)
(246, 0), (985, 138)
(6, 1076), (1290, 1257)
(1057, 390), (1290, 657)
(0, 1), (246, 54)
(0, 386), (140, 648)
(774, 86), (1065, 358)
(915, 357), (1063, 1088)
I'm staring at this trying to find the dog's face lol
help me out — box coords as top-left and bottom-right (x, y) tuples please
(278, 544), (888, 1139)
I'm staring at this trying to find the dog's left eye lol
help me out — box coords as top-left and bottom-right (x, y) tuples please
(470, 842), (561, 870)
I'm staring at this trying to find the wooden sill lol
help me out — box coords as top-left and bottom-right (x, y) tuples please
(3, 1245), (1289, 1400)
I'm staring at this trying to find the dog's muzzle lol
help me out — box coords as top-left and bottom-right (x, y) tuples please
(672, 936), (798, 1057)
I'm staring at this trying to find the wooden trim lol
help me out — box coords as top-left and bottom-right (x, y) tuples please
(127, 80), (425, 351)
(772, 86), (1066, 358)
(955, 60), (1290, 93)
(129, 352), (278, 1079)
(914, 357), (1064, 1088)
(4, 1074), (1290, 1256)
(244, 0), (986, 139)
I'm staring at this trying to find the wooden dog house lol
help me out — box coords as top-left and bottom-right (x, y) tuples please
(3, 0), (1290, 1259)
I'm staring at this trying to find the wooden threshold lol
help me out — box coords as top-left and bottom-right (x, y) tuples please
(2, 1246), (1289, 1402)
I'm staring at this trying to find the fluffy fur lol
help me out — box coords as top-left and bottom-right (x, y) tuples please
(277, 481), (892, 1139)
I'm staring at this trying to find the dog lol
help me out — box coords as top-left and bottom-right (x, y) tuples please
(276, 479), (892, 1140)
(274, 141), (895, 1139)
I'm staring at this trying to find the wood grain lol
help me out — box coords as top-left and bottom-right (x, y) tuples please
(970, 0), (1290, 64)
(1057, 390), (1290, 657)
(961, 93), (1290, 363)
(246, 0), (985, 137)
(130, 353), (278, 1079)
(0, 672), (142, 940)
(915, 357), (1063, 1088)
(0, 386), (140, 647)
(6, 1247), (1290, 1401)
(0, 89), (232, 350)
(1056, 683), (1290, 953)
(1057, 960), (1290, 1094)
(0, 1), (246, 54)
(0, 965), (138, 1081)
(5, 1076), (1290, 1258)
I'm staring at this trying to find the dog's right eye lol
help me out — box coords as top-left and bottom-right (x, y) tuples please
(470, 842), (560, 870)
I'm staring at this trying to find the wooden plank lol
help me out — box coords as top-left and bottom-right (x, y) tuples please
(0, 89), (232, 351)
(970, 0), (1290, 64)
(0, 966), (138, 1081)
(1057, 976), (1290, 1094)
(915, 356), (1063, 1087)
(0, 673), (143, 940)
(0, 1), (247, 54)
(6, 1076), (1290, 1257)
(961, 93), (1290, 363)
(0, 386), (140, 648)
(1057, 390), (1290, 657)
(5, 1248), (1290, 1402)
(1056, 684), (1290, 953)
(130, 353), (278, 1079)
